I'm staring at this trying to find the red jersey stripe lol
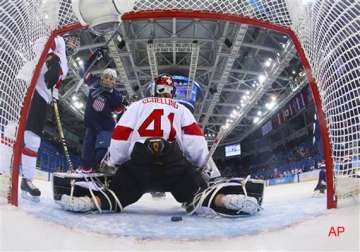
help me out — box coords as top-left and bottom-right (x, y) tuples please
(22, 147), (37, 157)
(115, 105), (126, 113)
(112, 125), (133, 140)
(182, 123), (203, 136)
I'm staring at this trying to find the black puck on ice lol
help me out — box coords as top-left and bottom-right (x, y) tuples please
(171, 216), (183, 222)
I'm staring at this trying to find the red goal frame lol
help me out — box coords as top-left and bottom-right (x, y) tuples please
(9, 10), (336, 209)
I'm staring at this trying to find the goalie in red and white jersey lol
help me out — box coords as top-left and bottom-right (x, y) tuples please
(55, 74), (264, 217)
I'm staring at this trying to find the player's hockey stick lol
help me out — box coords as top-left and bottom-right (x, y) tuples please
(53, 99), (74, 172)
(74, 26), (121, 93)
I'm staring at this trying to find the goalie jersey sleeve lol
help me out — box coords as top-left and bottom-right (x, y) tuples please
(180, 105), (209, 167)
(108, 97), (209, 168)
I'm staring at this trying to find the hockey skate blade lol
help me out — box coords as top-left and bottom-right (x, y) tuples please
(21, 190), (40, 203)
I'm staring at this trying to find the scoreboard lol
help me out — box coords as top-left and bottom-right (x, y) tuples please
(172, 75), (201, 112)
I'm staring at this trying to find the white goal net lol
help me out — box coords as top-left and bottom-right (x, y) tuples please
(0, 0), (359, 207)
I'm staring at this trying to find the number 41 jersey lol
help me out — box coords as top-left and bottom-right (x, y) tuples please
(109, 97), (209, 168)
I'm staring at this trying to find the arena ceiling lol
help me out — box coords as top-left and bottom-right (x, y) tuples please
(58, 17), (308, 146)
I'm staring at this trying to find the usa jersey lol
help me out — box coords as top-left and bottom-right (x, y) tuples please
(36, 35), (68, 104)
(84, 84), (125, 131)
(109, 97), (209, 168)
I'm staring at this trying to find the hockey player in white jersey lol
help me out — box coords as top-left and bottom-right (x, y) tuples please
(55, 74), (264, 217)
(21, 35), (70, 200)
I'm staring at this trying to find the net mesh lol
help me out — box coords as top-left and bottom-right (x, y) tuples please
(0, 0), (359, 204)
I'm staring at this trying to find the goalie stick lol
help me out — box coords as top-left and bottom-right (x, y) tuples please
(201, 127), (228, 177)
(206, 127), (227, 163)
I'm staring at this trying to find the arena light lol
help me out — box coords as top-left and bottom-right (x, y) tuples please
(258, 74), (266, 84)
(78, 59), (84, 67)
(253, 117), (260, 124)
(265, 58), (272, 67)
(242, 94), (250, 101)
(231, 110), (239, 118)
(222, 124), (230, 130)
(71, 95), (78, 101)
(73, 101), (84, 109)
(265, 102), (276, 110)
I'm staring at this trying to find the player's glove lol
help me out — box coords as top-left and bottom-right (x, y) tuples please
(199, 157), (221, 184)
(98, 160), (119, 176)
(44, 53), (61, 89)
(98, 152), (119, 176)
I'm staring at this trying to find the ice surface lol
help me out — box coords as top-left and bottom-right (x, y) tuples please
(0, 179), (359, 251)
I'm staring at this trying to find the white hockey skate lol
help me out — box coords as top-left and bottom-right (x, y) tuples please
(223, 194), (260, 215)
(57, 194), (96, 212)
(21, 178), (41, 202)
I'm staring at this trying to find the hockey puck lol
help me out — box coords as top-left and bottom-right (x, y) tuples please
(171, 216), (183, 222)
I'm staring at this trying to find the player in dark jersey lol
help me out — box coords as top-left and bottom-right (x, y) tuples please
(78, 68), (127, 173)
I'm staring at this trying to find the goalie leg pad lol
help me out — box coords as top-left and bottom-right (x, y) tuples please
(52, 172), (101, 200)
(186, 177), (264, 217)
(222, 194), (260, 216)
(53, 172), (122, 213)
(209, 177), (265, 205)
(58, 194), (96, 212)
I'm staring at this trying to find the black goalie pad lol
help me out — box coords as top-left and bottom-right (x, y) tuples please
(52, 172), (106, 201)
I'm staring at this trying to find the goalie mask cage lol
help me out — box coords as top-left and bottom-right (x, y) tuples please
(0, 0), (359, 208)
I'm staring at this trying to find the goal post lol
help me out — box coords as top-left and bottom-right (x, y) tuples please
(0, 0), (359, 209)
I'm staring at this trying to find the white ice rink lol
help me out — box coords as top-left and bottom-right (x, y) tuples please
(0, 179), (359, 251)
